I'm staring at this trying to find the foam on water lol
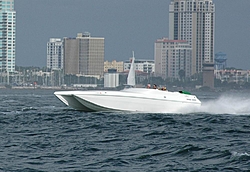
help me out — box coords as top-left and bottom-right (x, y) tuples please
(231, 151), (250, 162)
(231, 151), (250, 157)
(199, 94), (250, 115)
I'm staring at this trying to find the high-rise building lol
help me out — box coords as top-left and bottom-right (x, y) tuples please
(169, 0), (215, 74)
(0, 0), (16, 72)
(154, 37), (192, 79)
(47, 38), (63, 70)
(64, 32), (104, 76)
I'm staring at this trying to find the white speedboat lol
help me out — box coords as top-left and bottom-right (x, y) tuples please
(54, 88), (201, 113)
(54, 52), (201, 113)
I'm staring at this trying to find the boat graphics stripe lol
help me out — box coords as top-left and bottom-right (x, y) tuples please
(75, 94), (201, 105)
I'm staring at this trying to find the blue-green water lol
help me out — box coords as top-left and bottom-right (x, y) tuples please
(0, 89), (250, 171)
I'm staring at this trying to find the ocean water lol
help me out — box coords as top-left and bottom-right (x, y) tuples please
(0, 89), (250, 171)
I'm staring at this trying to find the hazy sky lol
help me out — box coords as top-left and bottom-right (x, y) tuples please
(15, 0), (250, 69)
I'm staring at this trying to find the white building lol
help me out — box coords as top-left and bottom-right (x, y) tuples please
(124, 59), (154, 74)
(104, 73), (119, 88)
(0, 0), (16, 72)
(169, 0), (215, 74)
(47, 38), (63, 70)
(154, 38), (192, 79)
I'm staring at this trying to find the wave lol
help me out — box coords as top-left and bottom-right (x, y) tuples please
(230, 151), (250, 162)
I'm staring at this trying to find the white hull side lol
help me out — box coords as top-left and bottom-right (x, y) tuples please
(76, 94), (199, 113)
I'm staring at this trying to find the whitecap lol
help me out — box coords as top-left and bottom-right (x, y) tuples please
(231, 151), (250, 157)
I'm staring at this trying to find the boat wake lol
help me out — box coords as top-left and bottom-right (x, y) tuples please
(195, 94), (250, 115)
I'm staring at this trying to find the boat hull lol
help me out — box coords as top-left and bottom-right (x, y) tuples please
(54, 88), (201, 113)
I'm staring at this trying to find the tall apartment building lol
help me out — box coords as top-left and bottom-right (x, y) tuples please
(64, 32), (104, 76)
(0, 0), (15, 72)
(154, 38), (192, 79)
(169, 0), (215, 74)
(104, 60), (124, 73)
(47, 38), (63, 70)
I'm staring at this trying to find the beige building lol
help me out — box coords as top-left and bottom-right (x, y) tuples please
(104, 60), (124, 73)
(154, 38), (192, 79)
(64, 32), (104, 76)
(169, 0), (215, 74)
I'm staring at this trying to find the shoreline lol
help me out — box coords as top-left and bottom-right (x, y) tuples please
(0, 86), (69, 90)
(0, 86), (249, 93)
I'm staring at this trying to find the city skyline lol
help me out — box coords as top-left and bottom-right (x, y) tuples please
(15, 0), (250, 69)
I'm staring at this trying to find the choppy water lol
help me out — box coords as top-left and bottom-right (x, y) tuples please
(0, 89), (250, 171)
